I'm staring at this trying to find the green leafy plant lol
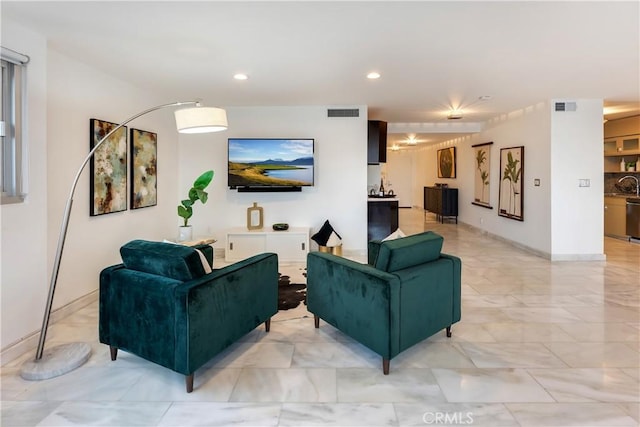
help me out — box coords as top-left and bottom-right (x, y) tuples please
(178, 170), (214, 227)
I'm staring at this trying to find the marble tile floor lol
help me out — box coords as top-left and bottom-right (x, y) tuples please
(2, 208), (639, 426)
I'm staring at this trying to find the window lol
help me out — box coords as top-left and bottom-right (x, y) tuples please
(1, 47), (29, 204)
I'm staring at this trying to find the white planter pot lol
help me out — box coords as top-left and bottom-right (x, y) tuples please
(178, 226), (193, 242)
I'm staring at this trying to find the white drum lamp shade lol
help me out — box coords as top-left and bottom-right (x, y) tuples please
(175, 107), (228, 134)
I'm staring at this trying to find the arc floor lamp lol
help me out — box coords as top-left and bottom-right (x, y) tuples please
(20, 100), (228, 380)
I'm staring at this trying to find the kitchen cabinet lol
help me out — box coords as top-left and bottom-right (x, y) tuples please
(368, 199), (398, 241)
(604, 134), (640, 172)
(225, 227), (310, 263)
(424, 186), (458, 223)
(604, 196), (627, 238)
(368, 120), (387, 164)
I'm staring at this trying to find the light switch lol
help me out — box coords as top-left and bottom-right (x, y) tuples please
(534, 179), (540, 186)
(579, 179), (590, 187)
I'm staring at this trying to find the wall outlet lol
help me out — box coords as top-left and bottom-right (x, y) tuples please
(579, 179), (590, 187)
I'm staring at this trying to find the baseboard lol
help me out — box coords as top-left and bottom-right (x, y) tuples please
(456, 221), (550, 259)
(0, 291), (98, 366)
(551, 253), (607, 261)
(457, 221), (605, 261)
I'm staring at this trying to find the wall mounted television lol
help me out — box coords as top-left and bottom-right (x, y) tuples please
(228, 138), (314, 192)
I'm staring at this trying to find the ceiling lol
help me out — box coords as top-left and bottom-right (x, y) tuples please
(3, 1), (639, 148)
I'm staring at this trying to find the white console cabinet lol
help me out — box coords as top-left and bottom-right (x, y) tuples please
(225, 227), (310, 263)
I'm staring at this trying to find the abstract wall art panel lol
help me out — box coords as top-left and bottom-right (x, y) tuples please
(89, 118), (127, 216)
(130, 128), (157, 209)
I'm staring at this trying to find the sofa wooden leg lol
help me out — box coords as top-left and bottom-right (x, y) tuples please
(382, 358), (390, 375)
(186, 374), (194, 393)
(446, 326), (452, 338)
(314, 315), (319, 328)
(265, 318), (271, 332)
(110, 346), (118, 361)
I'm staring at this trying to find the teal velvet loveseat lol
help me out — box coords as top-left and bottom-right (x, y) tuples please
(307, 231), (461, 374)
(99, 240), (278, 392)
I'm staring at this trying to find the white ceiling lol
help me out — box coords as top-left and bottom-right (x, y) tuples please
(3, 1), (639, 147)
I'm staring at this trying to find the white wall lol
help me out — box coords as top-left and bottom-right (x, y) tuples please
(178, 106), (369, 253)
(412, 140), (462, 210)
(1, 39), (182, 352)
(0, 22), (49, 351)
(409, 100), (604, 259)
(385, 150), (414, 208)
(45, 50), (181, 312)
(1, 40), (367, 354)
(550, 99), (604, 259)
(462, 102), (553, 255)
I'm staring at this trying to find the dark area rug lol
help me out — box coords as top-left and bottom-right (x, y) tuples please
(278, 270), (307, 311)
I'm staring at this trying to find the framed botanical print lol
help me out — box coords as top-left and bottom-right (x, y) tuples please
(472, 142), (493, 209)
(89, 118), (127, 216)
(130, 128), (158, 209)
(437, 147), (456, 178)
(498, 146), (524, 221)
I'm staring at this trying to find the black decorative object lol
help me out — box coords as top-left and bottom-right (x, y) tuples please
(311, 220), (342, 246)
(273, 223), (289, 231)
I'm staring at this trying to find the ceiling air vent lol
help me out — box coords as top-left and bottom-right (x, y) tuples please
(555, 102), (577, 112)
(327, 108), (360, 118)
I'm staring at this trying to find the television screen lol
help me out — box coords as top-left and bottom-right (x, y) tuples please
(228, 138), (314, 188)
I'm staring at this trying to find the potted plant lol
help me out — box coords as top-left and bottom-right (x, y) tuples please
(177, 170), (214, 241)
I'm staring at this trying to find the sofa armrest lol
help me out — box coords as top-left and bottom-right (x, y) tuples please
(307, 251), (401, 359)
(99, 267), (184, 371)
(440, 253), (462, 323)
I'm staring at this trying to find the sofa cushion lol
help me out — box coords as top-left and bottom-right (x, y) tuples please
(382, 228), (406, 241)
(373, 231), (444, 273)
(162, 239), (213, 273)
(120, 239), (208, 282)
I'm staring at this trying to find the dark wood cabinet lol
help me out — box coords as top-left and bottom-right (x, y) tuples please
(367, 200), (398, 241)
(424, 186), (458, 223)
(368, 120), (387, 164)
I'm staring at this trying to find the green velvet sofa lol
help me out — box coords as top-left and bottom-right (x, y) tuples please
(99, 240), (278, 392)
(307, 231), (461, 374)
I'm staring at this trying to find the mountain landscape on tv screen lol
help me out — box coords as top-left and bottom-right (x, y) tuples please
(253, 157), (313, 166)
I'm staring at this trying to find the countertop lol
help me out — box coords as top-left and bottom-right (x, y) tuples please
(368, 196), (397, 202)
(605, 193), (640, 201)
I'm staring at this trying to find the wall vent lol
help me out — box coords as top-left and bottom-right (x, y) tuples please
(327, 108), (360, 118)
(555, 102), (577, 112)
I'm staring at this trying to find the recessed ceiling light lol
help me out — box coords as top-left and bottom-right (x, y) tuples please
(234, 73), (249, 80)
(367, 72), (381, 79)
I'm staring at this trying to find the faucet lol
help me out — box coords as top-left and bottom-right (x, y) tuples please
(618, 175), (640, 197)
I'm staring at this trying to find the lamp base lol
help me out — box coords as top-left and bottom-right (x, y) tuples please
(20, 342), (91, 380)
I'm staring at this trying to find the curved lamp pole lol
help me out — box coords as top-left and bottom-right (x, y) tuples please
(21, 100), (227, 380)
